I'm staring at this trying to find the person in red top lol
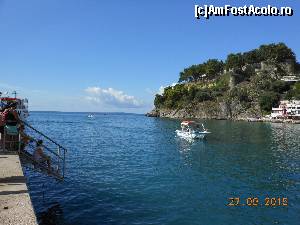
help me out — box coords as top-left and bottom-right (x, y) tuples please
(1, 102), (20, 125)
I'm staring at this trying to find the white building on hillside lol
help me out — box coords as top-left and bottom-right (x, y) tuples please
(280, 75), (300, 82)
(271, 100), (300, 119)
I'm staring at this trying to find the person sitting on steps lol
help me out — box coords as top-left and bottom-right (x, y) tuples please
(34, 140), (52, 172)
(19, 124), (34, 151)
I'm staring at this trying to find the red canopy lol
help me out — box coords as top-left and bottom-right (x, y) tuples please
(181, 121), (196, 125)
(0, 97), (19, 101)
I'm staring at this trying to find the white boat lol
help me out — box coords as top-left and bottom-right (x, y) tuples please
(176, 121), (210, 139)
(0, 92), (29, 121)
(87, 114), (94, 118)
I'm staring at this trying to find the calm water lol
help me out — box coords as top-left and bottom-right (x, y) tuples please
(24, 112), (300, 225)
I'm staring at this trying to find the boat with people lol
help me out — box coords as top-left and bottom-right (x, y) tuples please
(0, 91), (29, 121)
(88, 114), (94, 118)
(176, 121), (211, 139)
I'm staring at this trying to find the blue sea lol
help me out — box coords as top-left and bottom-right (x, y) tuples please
(24, 112), (300, 225)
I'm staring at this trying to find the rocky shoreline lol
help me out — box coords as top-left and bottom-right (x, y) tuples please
(146, 109), (300, 124)
(245, 117), (300, 124)
(146, 100), (262, 120)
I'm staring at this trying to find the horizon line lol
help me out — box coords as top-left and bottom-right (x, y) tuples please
(29, 110), (145, 115)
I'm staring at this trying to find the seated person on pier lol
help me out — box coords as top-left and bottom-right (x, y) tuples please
(0, 103), (20, 150)
(34, 140), (52, 172)
(19, 124), (33, 151)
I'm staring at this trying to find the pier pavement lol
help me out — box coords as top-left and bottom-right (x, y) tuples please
(0, 152), (38, 225)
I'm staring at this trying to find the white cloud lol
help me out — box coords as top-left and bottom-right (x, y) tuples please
(158, 86), (164, 95)
(157, 82), (178, 95)
(145, 87), (163, 95)
(85, 86), (143, 108)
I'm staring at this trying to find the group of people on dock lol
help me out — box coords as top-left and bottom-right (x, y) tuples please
(0, 101), (52, 171)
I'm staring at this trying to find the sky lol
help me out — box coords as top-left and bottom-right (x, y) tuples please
(0, 0), (299, 113)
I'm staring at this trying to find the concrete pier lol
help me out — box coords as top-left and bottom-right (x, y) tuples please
(0, 152), (38, 225)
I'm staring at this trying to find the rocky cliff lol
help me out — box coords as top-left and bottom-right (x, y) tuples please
(147, 43), (300, 120)
(146, 100), (262, 120)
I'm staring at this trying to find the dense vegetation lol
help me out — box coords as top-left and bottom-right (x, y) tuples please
(178, 43), (296, 83)
(225, 43), (295, 69)
(154, 43), (300, 114)
(155, 74), (230, 109)
(178, 59), (224, 82)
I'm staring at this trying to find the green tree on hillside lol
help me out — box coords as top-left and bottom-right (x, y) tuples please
(179, 64), (206, 82)
(204, 59), (224, 78)
(243, 50), (260, 64)
(225, 53), (244, 70)
(259, 91), (280, 112)
(154, 94), (164, 108)
(271, 80), (290, 94)
(179, 60), (223, 82)
(285, 82), (300, 100)
(258, 43), (295, 62)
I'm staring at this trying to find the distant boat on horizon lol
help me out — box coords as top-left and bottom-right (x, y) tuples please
(87, 114), (94, 118)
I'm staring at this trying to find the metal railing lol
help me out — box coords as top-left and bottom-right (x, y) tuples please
(22, 120), (67, 180)
(0, 121), (68, 181)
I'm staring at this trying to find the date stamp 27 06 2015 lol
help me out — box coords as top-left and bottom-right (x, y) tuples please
(227, 197), (288, 207)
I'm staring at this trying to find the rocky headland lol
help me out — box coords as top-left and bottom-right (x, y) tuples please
(147, 43), (300, 120)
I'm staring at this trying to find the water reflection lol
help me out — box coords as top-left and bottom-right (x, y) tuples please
(176, 135), (195, 147)
(37, 203), (64, 225)
(270, 123), (300, 150)
(268, 123), (300, 191)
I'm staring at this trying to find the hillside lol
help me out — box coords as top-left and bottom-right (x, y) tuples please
(147, 43), (300, 120)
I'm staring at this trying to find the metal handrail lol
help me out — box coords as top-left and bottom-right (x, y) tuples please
(28, 137), (63, 159)
(20, 120), (67, 180)
(0, 120), (67, 180)
(20, 150), (63, 181)
(21, 120), (68, 153)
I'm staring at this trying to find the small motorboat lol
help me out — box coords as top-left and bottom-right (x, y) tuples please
(176, 121), (210, 139)
(87, 114), (94, 118)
